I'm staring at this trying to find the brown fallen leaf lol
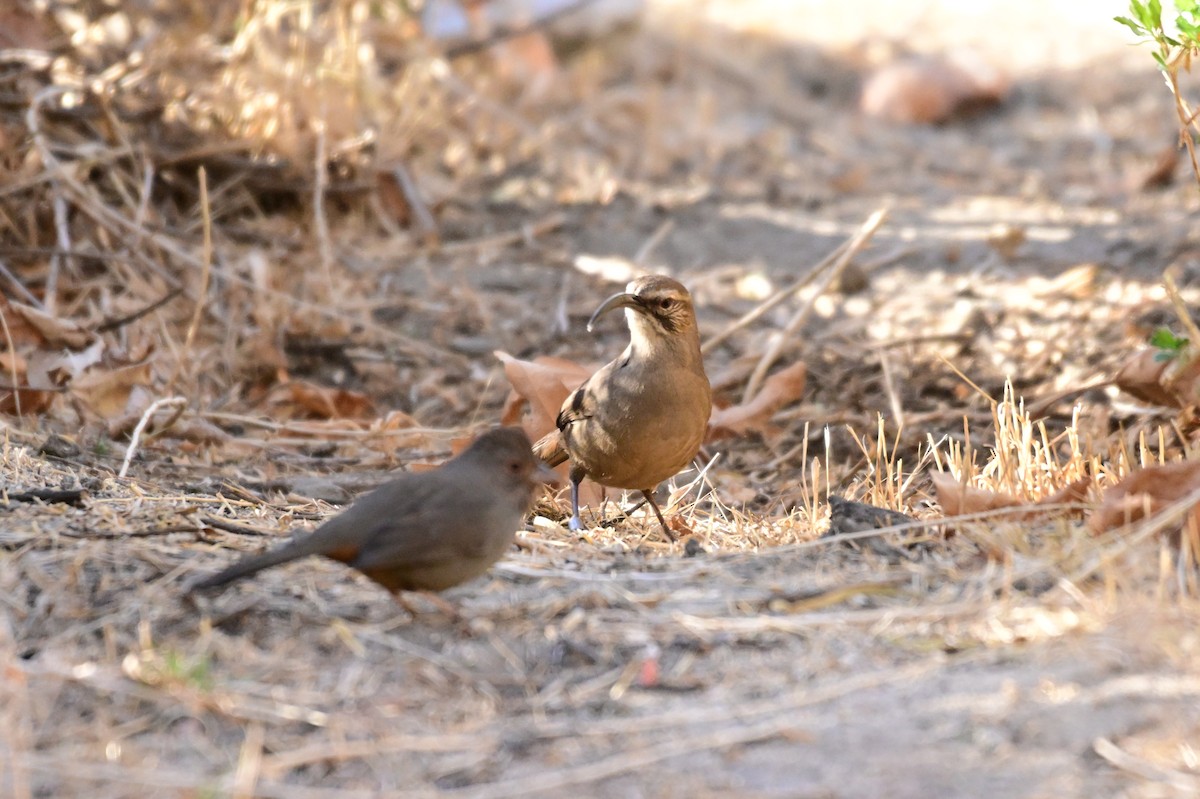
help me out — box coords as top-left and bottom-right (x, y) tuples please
(1135, 140), (1182, 191)
(9, 302), (95, 350)
(494, 350), (605, 514)
(1089, 460), (1200, 537)
(1114, 346), (1200, 410)
(860, 51), (1009, 125)
(0, 385), (55, 416)
(931, 472), (1091, 517)
(173, 418), (232, 446)
(73, 360), (155, 419)
(706, 361), (807, 442)
(930, 471), (1022, 516)
(494, 351), (593, 440)
(1042, 476), (1093, 507)
(287, 380), (375, 420)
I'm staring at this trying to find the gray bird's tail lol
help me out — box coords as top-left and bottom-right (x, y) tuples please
(188, 533), (337, 592)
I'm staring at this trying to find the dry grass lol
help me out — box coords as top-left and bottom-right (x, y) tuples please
(2, 0), (1200, 796)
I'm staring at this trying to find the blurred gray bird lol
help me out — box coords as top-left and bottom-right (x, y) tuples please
(190, 427), (556, 595)
(535, 275), (711, 540)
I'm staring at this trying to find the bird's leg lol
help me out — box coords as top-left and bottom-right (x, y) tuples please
(395, 590), (462, 623)
(639, 488), (677, 542)
(567, 466), (585, 531)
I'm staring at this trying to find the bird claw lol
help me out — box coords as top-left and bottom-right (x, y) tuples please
(567, 515), (582, 531)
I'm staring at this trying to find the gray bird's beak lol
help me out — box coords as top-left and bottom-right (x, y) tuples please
(587, 292), (641, 333)
(534, 462), (563, 487)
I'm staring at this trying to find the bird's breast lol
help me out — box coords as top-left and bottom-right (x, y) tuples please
(566, 367), (710, 489)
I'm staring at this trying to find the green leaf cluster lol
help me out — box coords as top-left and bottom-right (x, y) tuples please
(1116, 0), (1200, 69)
(1150, 326), (1190, 361)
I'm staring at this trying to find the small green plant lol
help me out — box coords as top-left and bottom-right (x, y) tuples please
(160, 649), (213, 691)
(1116, 1), (1200, 186)
(1150, 326), (1190, 360)
(1116, 1), (1200, 68)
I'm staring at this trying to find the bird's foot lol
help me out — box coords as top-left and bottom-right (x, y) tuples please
(567, 514), (583, 531)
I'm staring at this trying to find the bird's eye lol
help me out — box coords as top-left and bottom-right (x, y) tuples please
(659, 298), (675, 310)
(508, 460), (523, 474)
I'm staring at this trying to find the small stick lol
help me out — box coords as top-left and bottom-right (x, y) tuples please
(313, 121), (334, 290)
(0, 258), (43, 308)
(1163, 267), (1200, 346)
(92, 287), (183, 333)
(389, 163), (439, 246)
(1093, 737), (1200, 792)
(0, 302), (21, 416)
(701, 209), (890, 355)
(118, 396), (186, 478)
(133, 149), (155, 232)
(742, 208), (888, 402)
(26, 85), (72, 315)
(3, 488), (86, 506)
(444, 0), (594, 59)
(634, 218), (674, 265)
(164, 168), (212, 395)
(877, 346), (905, 429)
(439, 211), (565, 254)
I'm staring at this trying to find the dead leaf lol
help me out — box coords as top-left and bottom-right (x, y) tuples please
(1135, 141), (1182, 191)
(0, 386), (55, 416)
(932, 472), (1091, 518)
(1115, 347), (1200, 409)
(26, 339), (105, 388)
(1089, 460), (1200, 536)
(9, 302), (95, 350)
(0, 295), (50, 350)
(288, 381), (375, 420)
(360, 411), (429, 454)
(861, 52), (1009, 125)
(494, 351), (593, 440)
(165, 417), (231, 446)
(373, 409), (418, 430)
(707, 361), (807, 442)
(1042, 476), (1093, 507)
(930, 471), (1023, 516)
(0, 4), (56, 49)
(494, 350), (605, 514)
(73, 360), (154, 418)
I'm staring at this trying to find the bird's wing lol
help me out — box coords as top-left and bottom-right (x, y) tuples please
(556, 369), (603, 431)
(344, 473), (498, 572)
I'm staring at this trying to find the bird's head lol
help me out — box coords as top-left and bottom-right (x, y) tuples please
(461, 428), (561, 496)
(586, 275), (698, 342)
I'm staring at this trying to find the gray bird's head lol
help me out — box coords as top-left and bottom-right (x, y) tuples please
(587, 275), (699, 341)
(457, 427), (560, 498)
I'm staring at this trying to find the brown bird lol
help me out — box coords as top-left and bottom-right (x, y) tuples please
(190, 427), (556, 596)
(535, 275), (711, 539)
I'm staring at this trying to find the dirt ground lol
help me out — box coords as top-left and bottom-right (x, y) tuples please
(4, 1), (1200, 797)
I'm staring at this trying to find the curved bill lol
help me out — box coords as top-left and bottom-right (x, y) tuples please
(586, 292), (641, 332)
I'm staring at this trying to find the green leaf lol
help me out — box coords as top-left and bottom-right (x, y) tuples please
(1133, 0), (1157, 28)
(1130, 0), (1152, 27)
(1115, 14), (1147, 33)
(1150, 0), (1164, 26)
(1153, 50), (1169, 68)
(1150, 327), (1189, 352)
(1175, 0), (1198, 14)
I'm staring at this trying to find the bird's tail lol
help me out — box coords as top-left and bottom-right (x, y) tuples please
(532, 431), (568, 468)
(189, 533), (344, 592)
